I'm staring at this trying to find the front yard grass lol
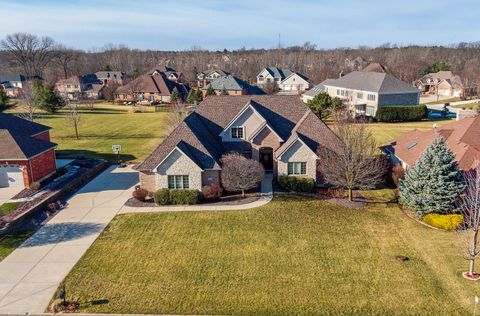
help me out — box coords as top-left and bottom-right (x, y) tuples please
(0, 202), (23, 216)
(54, 193), (475, 315)
(367, 119), (452, 146)
(0, 230), (34, 261)
(6, 103), (169, 163)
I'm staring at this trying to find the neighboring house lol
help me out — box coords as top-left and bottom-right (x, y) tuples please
(416, 71), (463, 97)
(197, 69), (230, 82)
(95, 71), (125, 85)
(202, 75), (263, 97)
(257, 67), (293, 86)
(0, 74), (42, 97)
(322, 71), (420, 116)
(55, 76), (84, 100)
(257, 67), (311, 92)
(278, 73), (312, 92)
(135, 95), (340, 192)
(114, 69), (188, 104)
(381, 115), (480, 172)
(149, 66), (186, 83)
(0, 114), (57, 188)
(55, 74), (106, 100)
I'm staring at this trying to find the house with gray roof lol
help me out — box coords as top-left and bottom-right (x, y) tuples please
(0, 74), (42, 97)
(202, 75), (263, 97)
(320, 71), (420, 116)
(257, 67), (311, 92)
(136, 95), (340, 192)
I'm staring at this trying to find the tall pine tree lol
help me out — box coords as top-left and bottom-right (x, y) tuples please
(399, 137), (465, 217)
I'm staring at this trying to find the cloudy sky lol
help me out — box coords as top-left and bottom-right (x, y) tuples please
(0, 0), (478, 51)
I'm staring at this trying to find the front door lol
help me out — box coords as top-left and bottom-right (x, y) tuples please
(259, 147), (273, 171)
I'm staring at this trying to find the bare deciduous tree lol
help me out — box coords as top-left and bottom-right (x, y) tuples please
(456, 162), (480, 279)
(165, 105), (187, 135)
(317, 116), (388, 201)
(1, 33), (56, 77)
(221, 152), (265, 197)
(55, 46), (79, 79)
(66, 104), (81, 140)
(17, 82), (40, 121)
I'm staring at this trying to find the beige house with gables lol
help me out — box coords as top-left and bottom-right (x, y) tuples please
(136, 95), (339, 192)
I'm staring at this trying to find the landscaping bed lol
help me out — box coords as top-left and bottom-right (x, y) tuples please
(125, 192), (260, 208)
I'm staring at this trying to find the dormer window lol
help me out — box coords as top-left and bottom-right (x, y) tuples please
(231, 126), (244, 139)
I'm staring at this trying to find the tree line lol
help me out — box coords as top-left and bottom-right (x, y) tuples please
(2, 33), (480, 87)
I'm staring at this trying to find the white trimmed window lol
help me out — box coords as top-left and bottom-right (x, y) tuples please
(167, 175), (189, 189)
(231, 126), (244, 139)
(287, 162), (307, 175)
(367, 94), (376, 101)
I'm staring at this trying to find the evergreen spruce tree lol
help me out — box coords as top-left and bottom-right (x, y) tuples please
(399, 137), (465, 217)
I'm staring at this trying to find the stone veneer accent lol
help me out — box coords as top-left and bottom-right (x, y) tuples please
(155, 148), (202, 190)
(277, 140), (317, 181)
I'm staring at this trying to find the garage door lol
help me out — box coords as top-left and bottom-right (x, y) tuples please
(0, 165), (24, 187)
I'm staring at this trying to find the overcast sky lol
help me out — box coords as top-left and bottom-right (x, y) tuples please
(0, 0), (478, 51)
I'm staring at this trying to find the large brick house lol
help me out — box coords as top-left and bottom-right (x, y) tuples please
(114, 68), (188, 104)
(136, 95), (339, 192)
(0, 114), (57, 188)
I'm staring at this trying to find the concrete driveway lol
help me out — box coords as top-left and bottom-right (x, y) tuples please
(0, 165), (138, 314)
(0, 187), (22, 205)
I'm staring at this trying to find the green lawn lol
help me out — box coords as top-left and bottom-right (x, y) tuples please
(54, 193), (476, 315)
(452, 103), (480, 110)
(0, 230), (34, 261)
(0, 202), (23, 216)
(6, 103), (169, 163)
(367, 119), (452, 146)
(424, 97), (461, 104)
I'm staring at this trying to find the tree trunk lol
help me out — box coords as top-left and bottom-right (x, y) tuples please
(241, 189), (245, 198)
(470, 229), (479, 275)
(74, 123), (79, 140)
(348, 188), (353, 201)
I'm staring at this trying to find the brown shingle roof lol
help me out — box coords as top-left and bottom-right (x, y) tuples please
(136, 95), (340, 172)
(385, 115), (480, 171)
(116, 72), (187, 96)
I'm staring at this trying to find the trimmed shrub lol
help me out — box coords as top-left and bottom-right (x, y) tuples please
(202, 183), (223, 200)
(169, 189), (200, 205)
(132, 188), (148, 202)
(278, 176), (315, 192)
(153, 189), (171, 205)
(375, 105), (428, 122)
(422, 213), (463, 230)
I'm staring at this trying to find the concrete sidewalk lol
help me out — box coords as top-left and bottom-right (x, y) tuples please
(119, 173), (274, 214)
(0, 165), (138, 314)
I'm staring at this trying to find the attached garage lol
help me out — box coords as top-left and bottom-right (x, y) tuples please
(0, 165), (24, 187)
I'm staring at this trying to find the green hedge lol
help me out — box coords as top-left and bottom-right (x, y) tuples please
(278, 176), (315, 192)
(422, 213), (463, 230)
(375, 105), (428, 122)
(153, 188), (200, 205)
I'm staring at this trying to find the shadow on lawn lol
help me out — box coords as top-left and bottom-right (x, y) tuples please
(20, 223), (104, 247)
(56, 150), (137, 162)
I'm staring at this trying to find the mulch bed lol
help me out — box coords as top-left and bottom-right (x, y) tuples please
(277, 191), (367, 209)
(125, 193), (261, 208)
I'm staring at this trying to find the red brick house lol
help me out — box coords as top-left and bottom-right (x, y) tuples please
(382, 115), (480, 172)
(0, 114), (57, 188)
